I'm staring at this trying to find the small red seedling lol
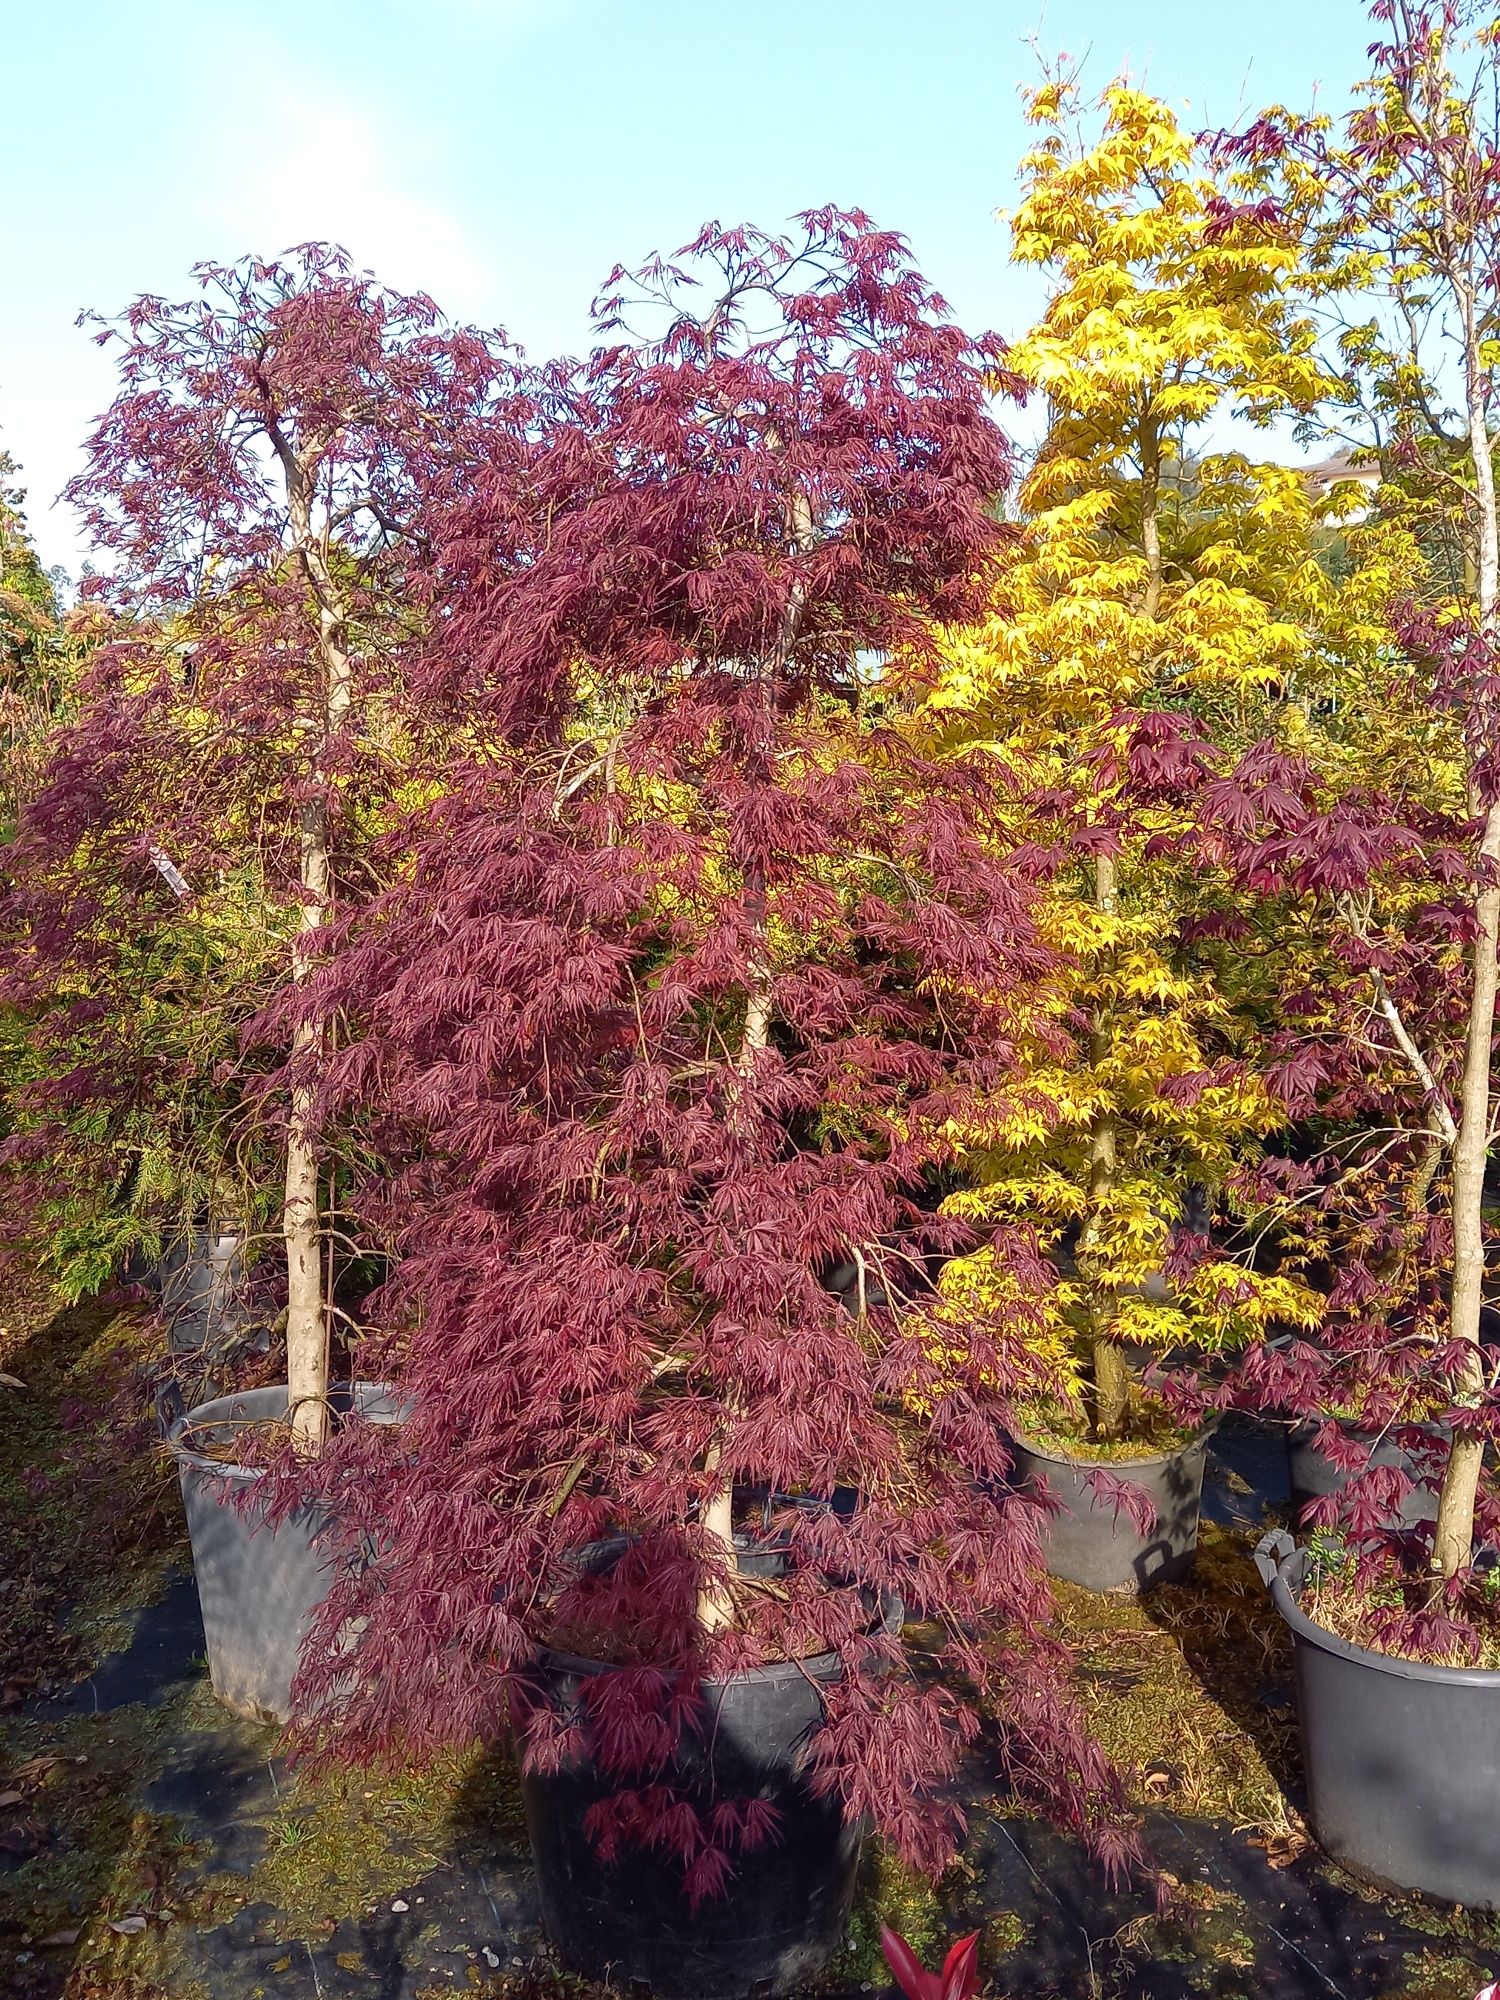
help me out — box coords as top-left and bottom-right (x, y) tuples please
(880, 1924), (981, 2000)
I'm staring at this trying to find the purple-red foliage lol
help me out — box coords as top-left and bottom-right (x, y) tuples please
(265, 215), (1136, 1887)
(881, 1925), (980, 2000)
(0, 246), (530, 1263)
(1125, 657), (1500, 1619)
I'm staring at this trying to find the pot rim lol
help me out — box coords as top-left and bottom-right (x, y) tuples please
(1012, 1418), (1217, 1475)
(1254, 1528), (1500, 1688)
(161, 1380), (401, 1484)
(537, 1583), (905, 1689)
(1286, 1414), (1451, 1446)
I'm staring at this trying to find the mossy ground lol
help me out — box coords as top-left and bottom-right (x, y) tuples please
(5, 1288), (1500, 1998)
(1106, 1879), (1260, 1993)
(0, 1290), (181, 1701)
(240, 1746), (530, 1939)
(1394, 1949), (1498, 1998)
(1049, 1522), (1299, 1832)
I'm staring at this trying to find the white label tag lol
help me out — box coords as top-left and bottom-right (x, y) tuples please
(149, 847), (191, 899)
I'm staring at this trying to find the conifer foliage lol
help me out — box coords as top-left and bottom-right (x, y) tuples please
(275, 215), (1135, 1891)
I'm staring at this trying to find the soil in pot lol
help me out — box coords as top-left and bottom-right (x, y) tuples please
(1256, 1527), (1500, 1908)
(162, 1380), (400, 1724)
(518, 1541), (902, 2000)
(1011, 1417), (1211, 1593)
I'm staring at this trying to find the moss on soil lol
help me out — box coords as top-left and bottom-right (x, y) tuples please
(1049, 1522), (1298, 1830)
(9, 1277), (1500, 1999)
(1020, 1396), (1196, 1462)
(1395, 1946), (1498, 1997)
(239, 1745), (530, 1939)
(1107, 1877), (1259, 1995)
(826, 1839), (948, 1985)
(1318, 1852), (1500, 1959)
(0, 1290), (183, 1698)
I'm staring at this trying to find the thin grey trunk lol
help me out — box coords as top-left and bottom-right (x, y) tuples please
(1433, 114), (1500, 1573)
(1082, 852), (1128, 1438)
(1081, 417), (1161, 1441)
(273, 434), (353, 1455)
(696, 469), (815, 1632)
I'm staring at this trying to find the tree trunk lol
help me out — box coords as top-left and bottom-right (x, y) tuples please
(1079, 416), (1163, 1442)
(1139, 423), (1163, 622)
(695, 461), (815, 1632)
(1093, 1336), (1132, 1441)
(1434, 813), (1500, 1573)
(696, 1472), (739, 1634)
(272, 431), (353, 1455)
(1082, 849), (1129, 1440)
(284, 799), (334, 1452)
(1432, 213), (1500, 1574)
(695, 946), (772, 1633)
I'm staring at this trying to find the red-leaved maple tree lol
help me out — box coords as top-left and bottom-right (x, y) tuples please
(1134, 0), (1500, 1650)
(2, 248), (526, 1427)
(271, 214), (1137, 1894)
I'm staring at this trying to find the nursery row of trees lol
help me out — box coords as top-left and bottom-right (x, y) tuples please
(6, 0), (1500, 1907)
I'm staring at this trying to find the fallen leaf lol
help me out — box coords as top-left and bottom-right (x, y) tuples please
(1249, 1827), (1311, 1869)
(0, 1791), (22, 1809)
(10, 1757), (60, 1786)
(107, 1916), (147, 1936)
(0, 1374), (25, 1391)
(37, 1929), (80, 1949)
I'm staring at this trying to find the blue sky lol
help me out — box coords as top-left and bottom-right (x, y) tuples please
(8, 0), (1370, 573)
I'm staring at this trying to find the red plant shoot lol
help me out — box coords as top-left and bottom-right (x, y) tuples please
(881, 1924), (981, 2000)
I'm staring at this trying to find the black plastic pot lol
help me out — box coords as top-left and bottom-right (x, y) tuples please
(1285, 1418), (1446, 1529)
(1010, 1430), (1210, 1591)
(1256, 1528), (1500, 1907)
(160, 1381), (399, 1724)
(520, 1584), (903, 1998)
(159, 1228), (249, 1354)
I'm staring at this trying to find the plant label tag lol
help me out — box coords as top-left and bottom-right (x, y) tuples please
(149, 846), (191, 899)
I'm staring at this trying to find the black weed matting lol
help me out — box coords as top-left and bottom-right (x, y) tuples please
(3, 1419), (1498, 1999)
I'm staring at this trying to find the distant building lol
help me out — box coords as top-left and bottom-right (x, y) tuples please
(1302, 449), (1382, 522)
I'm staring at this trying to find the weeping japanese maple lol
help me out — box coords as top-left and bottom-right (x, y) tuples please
(278, 214), (1136, 1890)
(1, 248), (528, 1405)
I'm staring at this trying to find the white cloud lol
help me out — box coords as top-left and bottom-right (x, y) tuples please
(203, 77), (497, 320)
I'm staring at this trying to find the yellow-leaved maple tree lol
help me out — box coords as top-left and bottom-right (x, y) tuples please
(931, 80), (1331, 1443)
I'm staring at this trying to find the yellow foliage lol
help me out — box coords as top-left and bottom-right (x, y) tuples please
(929, 81), (1332, 1418)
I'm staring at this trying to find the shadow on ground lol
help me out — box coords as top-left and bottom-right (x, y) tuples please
(4, 1311), (1500, 1999)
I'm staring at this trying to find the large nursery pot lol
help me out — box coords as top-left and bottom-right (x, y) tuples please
(519, 1549), (903, 2000)
(1256, 1528), (1500, 1908)
(1285, 1417), (1447, 1529)
(1010, 1428), (1211, 1592)
(159, 1227), (250, 1354)
(159, 1381), (400, 1724)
